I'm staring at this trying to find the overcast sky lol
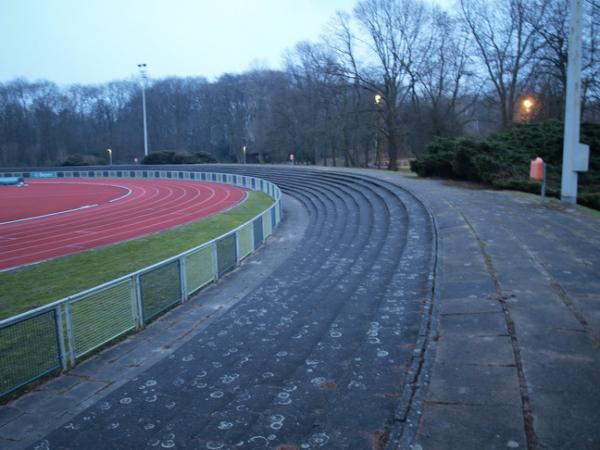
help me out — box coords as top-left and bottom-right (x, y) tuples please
(0, 0), (452, 86)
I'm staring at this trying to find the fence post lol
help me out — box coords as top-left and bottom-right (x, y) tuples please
(131, 274), (144, 328)
(235, 231), (241, 264)
(55, 304), (69, 371)
(179, 256), (188, 302)
(211, 241), (219, 280)
(249, 222), (256, 252)
(64, 303), (76, 367)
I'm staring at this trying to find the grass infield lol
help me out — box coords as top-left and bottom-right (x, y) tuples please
(0, 192), (274, 320)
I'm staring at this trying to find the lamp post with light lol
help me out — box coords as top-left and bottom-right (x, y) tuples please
(137, 63), (149, 157)
(242, 146), (247, 164)
(374, 94), (383, 169)
(107, 148), (112, 166)
(522, 97), (535, 123)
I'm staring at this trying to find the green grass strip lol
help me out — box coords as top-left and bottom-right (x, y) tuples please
(0, 192), (273, 320)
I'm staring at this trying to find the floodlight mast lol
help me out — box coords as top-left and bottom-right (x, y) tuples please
(137, 63), (149, 157)
(561, 0), (589, 204)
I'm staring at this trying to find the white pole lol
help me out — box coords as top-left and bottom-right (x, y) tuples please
(561, 0), (583, 204)
(138, 64), (149, 157)
(142, 84), (148, 157)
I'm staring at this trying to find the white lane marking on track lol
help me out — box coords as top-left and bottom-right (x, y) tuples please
(0, 180), (133, 226)
(108, 186), (133, 202)
(0, 181), (246, 266)
(0, 204), (98, 226)
(34, 180), (134, 204)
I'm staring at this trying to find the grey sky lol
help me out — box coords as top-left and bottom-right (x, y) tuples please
(1, 0), (452, 86)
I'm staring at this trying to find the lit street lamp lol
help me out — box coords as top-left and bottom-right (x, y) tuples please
(521, 97), (535, 123)
(374, 94), (383, 169)
(242, 146), (247, 164)
(137, 63), (149, 157)
(107, 148), (112, 166)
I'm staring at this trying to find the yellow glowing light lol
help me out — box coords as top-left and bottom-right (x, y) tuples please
(522, 98), (534, 111)
(374, 94), (382, 105)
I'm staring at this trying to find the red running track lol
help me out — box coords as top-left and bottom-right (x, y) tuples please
(0, 178), (247, 270)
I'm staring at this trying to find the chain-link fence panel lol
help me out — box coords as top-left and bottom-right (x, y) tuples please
(0, 310), (60, 397)
(71, 280), (135, 359)
(217, 234), (237, 277)
(185, 246), (214, 295)
(140, 261), (181, 322)
(238, 224), (254, 260)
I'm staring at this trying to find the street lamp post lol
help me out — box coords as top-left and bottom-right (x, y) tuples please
(561, 0), (589, 204)
(107, 148), (112, 166)
(137, 63), (149, 157)
(242, 146), (247, 164)
(374, 94), (383, 169)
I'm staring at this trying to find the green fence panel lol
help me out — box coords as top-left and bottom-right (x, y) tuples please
(217, 234), (237, 277)
(262, 210), (273, 238)
(71, 280), (135, 358)
(0, 310), (60, 398)
(253, 216), (264, 246)
(238, 224), (253, 259)
(275, 201), (281, 223)
(185, 246), (214, 295)
(140, 261), (181, 322)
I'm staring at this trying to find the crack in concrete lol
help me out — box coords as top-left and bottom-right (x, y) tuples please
(458, 209), (539, 450)
(515, 244), (600, 349)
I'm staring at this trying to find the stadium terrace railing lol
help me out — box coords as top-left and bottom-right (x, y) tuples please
(0, 169), (283, 399)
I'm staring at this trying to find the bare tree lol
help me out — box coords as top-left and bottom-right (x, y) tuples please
(327, 0), (431, 170)
(413, 7), (478, 144)
(460, 0), (547, 128)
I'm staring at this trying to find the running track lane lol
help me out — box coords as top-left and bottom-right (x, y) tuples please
(0, 178), (247, 270)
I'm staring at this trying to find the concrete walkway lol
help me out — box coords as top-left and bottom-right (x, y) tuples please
(348, 169), (600, 450)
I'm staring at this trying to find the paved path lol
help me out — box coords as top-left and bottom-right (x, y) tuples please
(1, 166), (599, 450)
(341, 168), (600, 450)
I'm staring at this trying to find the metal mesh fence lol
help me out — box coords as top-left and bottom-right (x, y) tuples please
(217, 234), (237, 277)
(238, 224), (254, 259)
(140, 261), (182, 322)
(262, 210), (273, 238)
(71, 280), (135, 358)
(185, 246), (214, 294)
(253, 216), (264, 246)
(0, 310), (60, 397)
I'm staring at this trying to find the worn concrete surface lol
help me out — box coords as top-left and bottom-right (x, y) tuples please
(0, 194), (309, 449)
(342, 168), (600, 450)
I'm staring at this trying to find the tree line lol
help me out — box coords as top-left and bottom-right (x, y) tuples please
(1, 0), (599, 169)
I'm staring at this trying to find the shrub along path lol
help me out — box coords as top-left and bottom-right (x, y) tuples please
(411, 121), (600, 210)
